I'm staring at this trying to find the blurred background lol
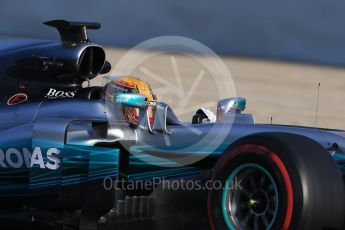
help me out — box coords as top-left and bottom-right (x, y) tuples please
(1, 0), (345, 129)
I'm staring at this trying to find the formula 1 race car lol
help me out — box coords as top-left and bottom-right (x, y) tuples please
(0, 20), (345, 230)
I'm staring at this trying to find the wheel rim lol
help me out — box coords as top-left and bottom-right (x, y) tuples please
(221, 163), (279, 230)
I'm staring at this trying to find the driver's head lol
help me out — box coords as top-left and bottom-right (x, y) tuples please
(106, 76), (157, 125)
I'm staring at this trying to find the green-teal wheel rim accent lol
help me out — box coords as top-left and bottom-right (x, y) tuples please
(221, 163), (279, 230)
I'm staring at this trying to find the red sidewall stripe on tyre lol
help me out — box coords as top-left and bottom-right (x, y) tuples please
(208, 144), (293, 230)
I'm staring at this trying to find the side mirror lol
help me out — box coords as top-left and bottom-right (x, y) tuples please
(113, 93), (148, 109)
(217, 97), (246, 122)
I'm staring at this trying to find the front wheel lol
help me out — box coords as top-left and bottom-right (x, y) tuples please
(208, 133), (345, 230)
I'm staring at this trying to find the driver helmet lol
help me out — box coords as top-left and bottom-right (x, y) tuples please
(105, 76), (157, 125)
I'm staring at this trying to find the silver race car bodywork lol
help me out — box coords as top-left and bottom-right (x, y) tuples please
(1, 20), (344, 230)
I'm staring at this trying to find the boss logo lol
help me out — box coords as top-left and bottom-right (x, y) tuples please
(45, 88), (77, 99)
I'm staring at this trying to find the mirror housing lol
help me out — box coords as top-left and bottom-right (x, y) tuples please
(217, 97), (246, 122)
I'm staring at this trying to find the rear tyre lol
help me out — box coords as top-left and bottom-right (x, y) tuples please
(208, 133), (345, 230)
